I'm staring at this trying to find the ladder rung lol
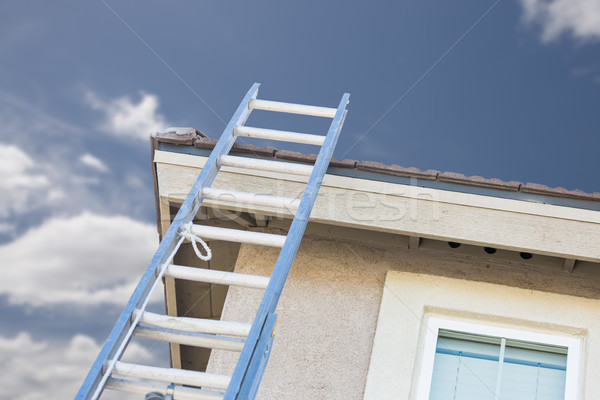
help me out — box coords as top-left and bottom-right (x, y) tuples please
(166, 264), (270, 289)
(249, 99), (337, 118)
(135, 310), (252, 337)
(107, 377), (224, 400)
(134, 325), (245, 352)
(112, 362), (231, 391)
(201, 187), (300, 212)
(189, 224), (286, 247)
(218, 154), (313, 176)
(234, 126), (325, 146)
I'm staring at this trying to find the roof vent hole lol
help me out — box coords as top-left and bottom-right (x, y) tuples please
(448, 242), (461, 249)
(484, 247), (497, 254)
(520, 252), (533, 260)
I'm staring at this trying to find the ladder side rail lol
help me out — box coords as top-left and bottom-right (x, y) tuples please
(76, 82), (260, 400)
(236, 314), (278, 399)
(77, 236), (184, 400)
(224, 93), (350, 399)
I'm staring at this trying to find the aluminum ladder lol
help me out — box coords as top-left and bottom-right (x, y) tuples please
(76, 82), (350, 400)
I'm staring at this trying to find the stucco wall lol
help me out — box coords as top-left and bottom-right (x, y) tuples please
(206, 234), (387, 399)
(205, 232), (600, 399)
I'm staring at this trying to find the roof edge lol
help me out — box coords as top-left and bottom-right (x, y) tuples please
(153, 132), (600, 209)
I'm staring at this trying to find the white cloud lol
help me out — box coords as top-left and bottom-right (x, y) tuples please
(0, 91), (156, 222)
(0, 143), (48, 187)
(0, 143), (50, 218)
(86, 91), (168, 140)
(0, 332), (154, 400)
(521, 0), (600, 42)
(0, 212), (159, 307)
(79, 153), (109, 173)
(47, 188), (66, 202)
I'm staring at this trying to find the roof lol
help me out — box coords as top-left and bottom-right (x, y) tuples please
(153, 129), (600, 205)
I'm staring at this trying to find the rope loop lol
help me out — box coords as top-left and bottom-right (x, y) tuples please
(180, 222), (212, 261)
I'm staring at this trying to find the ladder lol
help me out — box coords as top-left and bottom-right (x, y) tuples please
(76, 83), (350, 400)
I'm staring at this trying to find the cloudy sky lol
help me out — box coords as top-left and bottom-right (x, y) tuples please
(1, 1), (599, 399)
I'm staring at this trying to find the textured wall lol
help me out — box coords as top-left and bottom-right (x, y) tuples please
(205, 231), (600, 399)
(206, 234), (387, 399)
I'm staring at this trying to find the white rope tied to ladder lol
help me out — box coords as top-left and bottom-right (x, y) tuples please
(180, 222), (212, 261)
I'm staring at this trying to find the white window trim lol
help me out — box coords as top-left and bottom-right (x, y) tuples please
(415, 316), (582, 400)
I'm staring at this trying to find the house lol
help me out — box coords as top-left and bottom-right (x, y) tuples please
(149, 127), (600, 399)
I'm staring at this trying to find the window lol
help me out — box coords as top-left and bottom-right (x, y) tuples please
(416, 317), (581, 400)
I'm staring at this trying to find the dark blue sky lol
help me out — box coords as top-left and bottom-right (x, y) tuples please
(3, 0), (600, 197)
(1, 1), (599, 398)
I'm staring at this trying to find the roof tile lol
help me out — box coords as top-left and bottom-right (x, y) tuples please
(521, 182), (600, 200)
(275, 149), (317, 163)
(231, 142), (276, 157)
(157, 130), (599, 202)
(274, 149), (357, 169)
(356, 161), (439, 180)
(330, 157), (358, 169)
(438, 172), (521, 191)
(155, 131), (200, 146)
(193, 136), (218, 149)
(193, 137), (276, 157)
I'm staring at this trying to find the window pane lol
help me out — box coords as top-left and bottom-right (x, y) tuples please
(499, 345), (567, 400)
(429, 337), (499, 400)
(428, 332), (568, 400)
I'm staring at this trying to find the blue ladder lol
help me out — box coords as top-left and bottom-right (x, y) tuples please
(76, 83), (350, 400)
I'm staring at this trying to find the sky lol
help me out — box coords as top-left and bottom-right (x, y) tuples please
(1, 1), (599, 399)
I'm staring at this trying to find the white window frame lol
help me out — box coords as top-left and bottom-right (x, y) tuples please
(415, 316), (582, 400)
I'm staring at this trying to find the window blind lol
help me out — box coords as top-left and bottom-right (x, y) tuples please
(429, 330), (567, 400)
